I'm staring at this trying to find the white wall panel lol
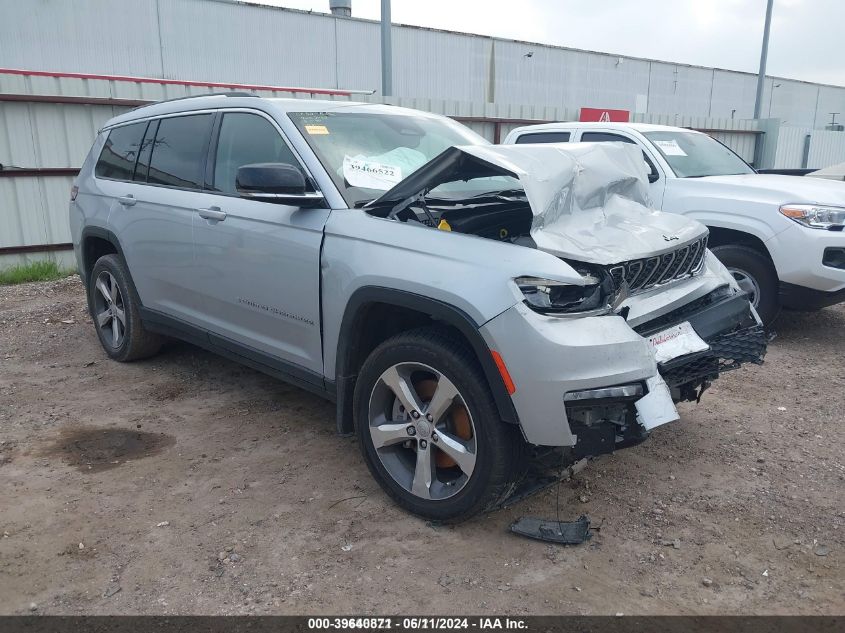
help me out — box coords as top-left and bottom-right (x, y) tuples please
(773, 126), (811, 169)
(808, 130), (845, 170)
(157, 0), (338, 87)
(0, 0), (163, 77)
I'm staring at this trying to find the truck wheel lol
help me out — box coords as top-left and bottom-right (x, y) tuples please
(711, 244), (780, 325)
(88, 254), (163, 362)
(353, 327), (525, 522)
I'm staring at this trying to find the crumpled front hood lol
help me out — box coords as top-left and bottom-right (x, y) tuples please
(370, 142), (707, 264)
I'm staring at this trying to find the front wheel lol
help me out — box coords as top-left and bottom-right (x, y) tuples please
(353, 327), (525, 522)
(711, 244), (781, 326)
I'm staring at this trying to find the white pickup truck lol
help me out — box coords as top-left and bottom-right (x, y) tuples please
(504, 122), (845, 324)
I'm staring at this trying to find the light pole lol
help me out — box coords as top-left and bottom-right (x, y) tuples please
(380, 0), (393, 96)
(753, 0), (775, 119)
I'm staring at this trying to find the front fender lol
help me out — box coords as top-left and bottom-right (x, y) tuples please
(321, 209), (585, 377)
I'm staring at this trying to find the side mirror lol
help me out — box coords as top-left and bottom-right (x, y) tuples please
(648, 170), (660, 183)
(236, 163), (324, 206)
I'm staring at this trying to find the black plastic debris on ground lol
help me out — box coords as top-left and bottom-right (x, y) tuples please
(510, 515), (591, 544)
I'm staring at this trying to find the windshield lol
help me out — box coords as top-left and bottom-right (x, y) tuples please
(644, 131), (755, 178)
(289, 111), (518, 206)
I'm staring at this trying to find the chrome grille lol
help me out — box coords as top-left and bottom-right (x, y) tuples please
(609, 236), (708, 293)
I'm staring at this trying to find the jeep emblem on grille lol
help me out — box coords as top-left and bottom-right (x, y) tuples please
(663, 234), (679, 241)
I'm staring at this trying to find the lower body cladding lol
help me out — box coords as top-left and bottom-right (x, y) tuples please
(480, 287), (766, 459)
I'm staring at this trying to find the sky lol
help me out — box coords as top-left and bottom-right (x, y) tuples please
(246, 0), (844, 87)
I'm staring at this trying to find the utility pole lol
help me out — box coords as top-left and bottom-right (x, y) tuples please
(753, 0), (774, 119)
(380, 0), (393, 96)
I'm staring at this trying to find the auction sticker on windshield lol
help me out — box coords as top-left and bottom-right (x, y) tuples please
(342, 155), (403, 190)
(648, 321), (709, 364)
(653, 139), (687, 157)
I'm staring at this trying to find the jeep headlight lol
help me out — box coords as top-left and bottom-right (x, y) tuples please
(516, 269), (616, 314)
(780, 204), (845, 230)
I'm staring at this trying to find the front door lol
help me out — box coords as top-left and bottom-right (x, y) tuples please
(191, 110), (330, 377)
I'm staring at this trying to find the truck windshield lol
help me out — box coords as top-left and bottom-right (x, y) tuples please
(644, 131), (755, 178)
(289, 111), (517, 206)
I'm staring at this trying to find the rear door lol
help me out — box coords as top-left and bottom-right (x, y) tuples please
(108, 113), (214, 325)
(191, 109), (330, 377)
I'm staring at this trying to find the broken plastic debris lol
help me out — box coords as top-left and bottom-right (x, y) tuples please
(510, 515), (591, 545)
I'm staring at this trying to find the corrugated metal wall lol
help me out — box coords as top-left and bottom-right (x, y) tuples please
(1, 0), (843, 127)
(807, 130), (845, 169)
(773, 126), (812, 169)
(768, 126), (845, 170)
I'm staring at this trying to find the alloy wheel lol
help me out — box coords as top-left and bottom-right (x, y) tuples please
(367, 362), (477, 501)
(727, 267), (761, 308)
(93, 271), (126, 348)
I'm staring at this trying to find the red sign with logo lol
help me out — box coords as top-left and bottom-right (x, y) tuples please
(579, 107), (630, 122)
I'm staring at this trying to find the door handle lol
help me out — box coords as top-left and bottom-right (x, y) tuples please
(197, 207), (227, 222)
(117, 194), (136, 207)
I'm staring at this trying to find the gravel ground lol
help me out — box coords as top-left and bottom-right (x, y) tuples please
(0, 275), (842, 615)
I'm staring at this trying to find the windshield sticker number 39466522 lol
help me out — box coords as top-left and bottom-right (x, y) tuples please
(342, 155), (403, 190)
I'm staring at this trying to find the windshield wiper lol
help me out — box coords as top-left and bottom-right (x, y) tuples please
(465, 188), (526, 199)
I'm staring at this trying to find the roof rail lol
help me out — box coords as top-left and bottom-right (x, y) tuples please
(128, 91), (258, 112)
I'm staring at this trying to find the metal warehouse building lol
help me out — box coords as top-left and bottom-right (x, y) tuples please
(1, 0), (844, 265)
(3, 0), (845, 124)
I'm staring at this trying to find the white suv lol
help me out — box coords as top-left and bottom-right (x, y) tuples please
(505, 122), (845, 325)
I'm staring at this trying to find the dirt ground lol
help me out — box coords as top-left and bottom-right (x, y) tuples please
(0, 275), (842, 615)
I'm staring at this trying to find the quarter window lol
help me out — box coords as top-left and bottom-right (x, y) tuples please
(515, 131), (571, 144)
(212, 112), (301, 194)
(147, 114), (214, 189)
(95, 122), (146, 181)
(133, 120), (158, 183)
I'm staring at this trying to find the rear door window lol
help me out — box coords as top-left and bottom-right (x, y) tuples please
(580, 132), (637, 144)
(211, 112), (302, 195)
(515, 131), (571, 144)
(95, 122), (146, 181)
(147, 114), (214, 189)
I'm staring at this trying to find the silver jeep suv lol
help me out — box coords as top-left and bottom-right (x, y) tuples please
(70, 95), (766, 522)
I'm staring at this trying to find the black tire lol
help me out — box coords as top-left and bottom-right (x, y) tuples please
(87, 254), (163, 362)
(353, 327), (526, 523)
(711, 244), (781, 326)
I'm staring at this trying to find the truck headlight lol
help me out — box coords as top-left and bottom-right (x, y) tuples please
(780, 204), (845, 230)
(516, 269), (616, 314)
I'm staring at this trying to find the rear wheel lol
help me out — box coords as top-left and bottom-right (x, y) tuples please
(711, 244), (780, 325)
(88, 254), (163, 362)
(354, 327), (525, 522)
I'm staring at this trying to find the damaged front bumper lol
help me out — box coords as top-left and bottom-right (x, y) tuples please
(481, 276), (766, 455)
(634, 287), (767, 402)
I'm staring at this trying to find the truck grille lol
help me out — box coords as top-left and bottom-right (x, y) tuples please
(608, 236), (708, 294)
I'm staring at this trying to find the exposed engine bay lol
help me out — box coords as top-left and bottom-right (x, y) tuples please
(364, 142), (706, 263)
(364, 143), (711, 315)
